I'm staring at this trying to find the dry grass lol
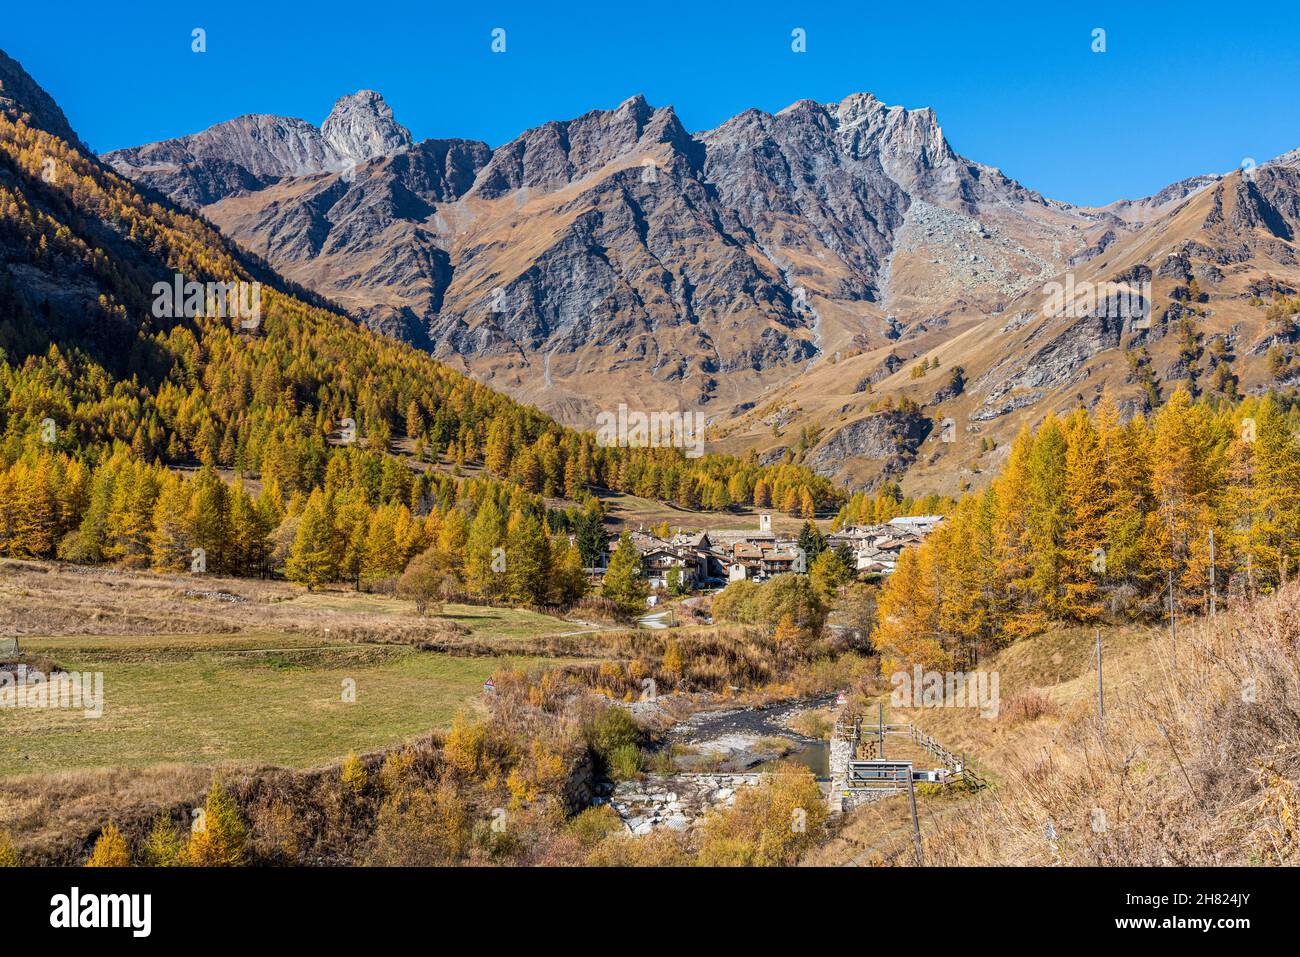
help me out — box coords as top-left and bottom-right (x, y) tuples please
(1, 628), (567, 777)
(817, 590), (1300, 866)
(0, 559), (599, 652)
(999, 689), (1059, 727)
(0, 560), (601, 779)
(0, 763), (217, 865)
(597, 493), (831, 534)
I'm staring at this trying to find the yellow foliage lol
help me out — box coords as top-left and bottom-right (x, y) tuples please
(139, 815), (187, 867)
(0, 831), (19, 867)
(86, 823), (129, 867)
(378, 748), (417, 794)
(341, 752), (368, 794)
(187, 782), (248, 867)
(698, 764), (827, 866)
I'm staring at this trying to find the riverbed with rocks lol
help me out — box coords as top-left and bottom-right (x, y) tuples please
(596, 694), (838, 834)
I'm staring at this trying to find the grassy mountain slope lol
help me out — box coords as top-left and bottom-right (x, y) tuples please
(715, 162), (1300, 496)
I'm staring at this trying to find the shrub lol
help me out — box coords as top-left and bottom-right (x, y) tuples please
(586, 706), (640, 761)
(397, 547), (460, 614)
(506, 739), (570, 806)
(0, 831), (18, 867)
(712, 579), (761, 624)
(698, 764), (828, 866)
(187, 782), (248, 867)
(86, 823), (129, 867)
(607, 744), (642, 781)
(585, 828), (692, 866)
(572, 595), (621, 623)
(790, 709), (833, 740)
(758, 574), (827, 643)
(378, 747), (418, 794)
(366, 772), (471, 866)
(139, 815), (187, 867)
(341, 752), (368, 794)
(444, 716), (510, 784)
(662, 638), (683, 680)
(567, 806), (624, 849)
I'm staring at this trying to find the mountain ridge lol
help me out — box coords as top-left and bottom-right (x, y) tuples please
(87, 73), (1300, 496)
(103, 88), (1130, 428)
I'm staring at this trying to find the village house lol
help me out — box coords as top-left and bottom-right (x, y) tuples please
(603, 513), (944, 590)
(606, 530), (713, 590)
(825, 515), (944, 575)
(706, 515), (806, 583)
(639, 543), (699, 590)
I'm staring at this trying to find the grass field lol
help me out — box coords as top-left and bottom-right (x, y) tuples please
(2, 629), (565, 776)
(279, 592), (594, 640)
(1, 561), (598, 778)
(598, 492), (829, 535)
(0, 559), (596, 645)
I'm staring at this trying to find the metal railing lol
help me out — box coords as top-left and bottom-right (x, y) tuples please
(836, 711), (988, 792)
(833, 714), (861, 740)
(845, 760), (913, 790)
(908, 726), (988, 791)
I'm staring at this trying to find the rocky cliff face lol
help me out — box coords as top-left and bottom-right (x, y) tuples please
(320, 90), (412, 165)
(104, 90), (412, 207)
(104, 90), (1119, 427)
(805, 408), (931, 490)
(715, 149), (1300, 496)
(100, 84), (1300, 495)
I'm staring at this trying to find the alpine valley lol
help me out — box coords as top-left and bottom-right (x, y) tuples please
(102, 83), (1300, 495)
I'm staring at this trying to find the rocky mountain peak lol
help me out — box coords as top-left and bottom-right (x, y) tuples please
(828, 91), (885, 125)
(321, 90), (412, 165)
(615, 93), (652, 122)
(468, 96), (695, 198)
(100, 84), (1168, 438)
(831, 94), (950, 165)
(1265, 147), (1300, 172)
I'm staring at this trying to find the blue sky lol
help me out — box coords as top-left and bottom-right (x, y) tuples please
(5, 1), (1299, 205)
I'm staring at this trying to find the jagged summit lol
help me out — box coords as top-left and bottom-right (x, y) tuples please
(102, 88), (1115, 428)
(95, 79), (1300, 497)
(102, 88), (415, 207)
(320, 89), (411, 164)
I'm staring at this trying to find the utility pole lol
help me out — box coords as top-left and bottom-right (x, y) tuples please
(878, 702), (885, 760)
(1169, 567), (1178, 671)
(1167, 509), (1178, 670)
(1096, 628), (1104, 729)
(907, 771), (925, 866)
(1209, 528), (1216, 619)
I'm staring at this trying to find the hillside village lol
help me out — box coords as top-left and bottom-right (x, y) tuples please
(2, 16), (1297, 912)
(595, 513), (944, 591)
